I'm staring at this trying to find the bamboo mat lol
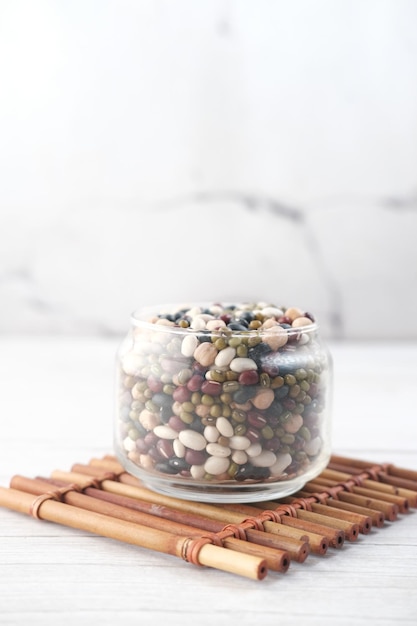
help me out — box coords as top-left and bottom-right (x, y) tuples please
(0, 453), (416, 581)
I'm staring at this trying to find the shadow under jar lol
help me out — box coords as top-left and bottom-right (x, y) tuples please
(114, 302), (333, 503)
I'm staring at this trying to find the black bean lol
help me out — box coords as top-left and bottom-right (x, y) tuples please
(240, 311), (255, 322)
(275, 385), (289, 399)
(235, 463), (269, 481)
(168, 457), (191, 471)
(233, 387), (257, 403)
(159, 405), (172, 423)
(248, 342), (272, 366)
(154, 462), (180, 475)
(265, 400), (284, 418)
(227, 322), (249, 331)
(152, 393), (173, 407)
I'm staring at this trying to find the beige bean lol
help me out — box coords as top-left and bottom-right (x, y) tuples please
(139, 409), (159, 430)
(292, 316), (314, 328)
(251, 388), (274, 410)
(194, 342), (218, 366)
(263, 325), (288, 350)
(284, 307), (304, 321)
(283, 413), (304, 434)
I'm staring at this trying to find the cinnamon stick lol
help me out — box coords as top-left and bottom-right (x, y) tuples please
(0, 485), (267, 580)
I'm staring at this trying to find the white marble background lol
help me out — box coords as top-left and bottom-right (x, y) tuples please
(1, 0), (416, 340)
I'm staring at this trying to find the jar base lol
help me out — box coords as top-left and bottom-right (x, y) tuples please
(115, 451), (331, 503)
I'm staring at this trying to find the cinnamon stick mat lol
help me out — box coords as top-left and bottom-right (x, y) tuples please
(0, 454), (416, 581)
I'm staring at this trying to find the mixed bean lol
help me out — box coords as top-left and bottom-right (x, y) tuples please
(116, 303), (331, 488)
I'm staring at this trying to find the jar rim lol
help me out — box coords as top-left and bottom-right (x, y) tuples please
(130, 302), (319, 336)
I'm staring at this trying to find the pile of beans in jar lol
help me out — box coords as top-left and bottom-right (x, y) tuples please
(117, 302), (329, 485)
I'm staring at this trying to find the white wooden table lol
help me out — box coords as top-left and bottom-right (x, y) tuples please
(1, 336), (416, 626)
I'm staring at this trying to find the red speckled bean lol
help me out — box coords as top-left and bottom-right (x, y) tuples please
(157, 439), (174, 459)
(168, 416), (186, 431)
(246, 427), (262, 443)
(148, 446), (162, 461)
(247, 411), (267, 429)
(187, 374), (203, 391)
(147, 376), (163, 393)
(144, 432), (158, 446)
(185, 449), (207, 465)
(238, 370), (259, 385)
(201, 380), (222, 396)
(172, 386), (192, 403)
(136, 439), (149, 454)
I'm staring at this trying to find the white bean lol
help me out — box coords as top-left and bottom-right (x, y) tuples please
(204, 456), (230, 475)
(216, 417), (234, 437)
(190, 316), (207, 330)
(251, 450), (277, 467)
(305, 436), (322, 456)
(204, 425), (220, 443)
(206, 443), (231, 458)
(261, 306), (283, 317)
(246, 443), (262, 457)
(121, 353), (143, 375)
(214, 346), (236, 367)
(181, 334), (198, 357)
(269, 452), (292, 476)
(232, 450), (248, 464)
(173, 438), (186, 458)
(228, 435), (251, 450)
(179, 429), (207, 451)
(190, 464), (206, 479)
(153, 425), (178, 439)
(229, 357), (257, 373)
(122, 436), (136, 452)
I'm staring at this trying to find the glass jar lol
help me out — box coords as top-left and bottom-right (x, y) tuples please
(114, 302), (333, 503)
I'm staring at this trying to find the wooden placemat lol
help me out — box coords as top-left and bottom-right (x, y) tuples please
(1, 454), (416, 581)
